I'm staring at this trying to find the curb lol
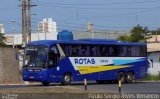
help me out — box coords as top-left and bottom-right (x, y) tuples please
(0, 82), (41, 86)
(136, 80), (160, 83)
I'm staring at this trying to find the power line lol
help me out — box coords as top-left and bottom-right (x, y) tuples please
(53, 6), (160, 21)
(38, 4), (160, 10)
(37, 0), (160, 6)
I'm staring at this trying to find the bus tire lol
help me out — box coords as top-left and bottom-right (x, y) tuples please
(41, 82), (50, 86)
(118, 72), (126, 83)
(126, 72), (135, 83)
(62, 74), (72, 85)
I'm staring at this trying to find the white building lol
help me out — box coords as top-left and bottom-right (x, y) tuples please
(147, 34), (160, 76)
(0, 24), (4, 33)
(147, 43), (160, 75)
(4, 18), (58, 47)
(4, 32), (58, 47)
(38, 18), (57, 33)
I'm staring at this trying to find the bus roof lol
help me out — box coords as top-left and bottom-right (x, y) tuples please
(27, 39), (146, 47)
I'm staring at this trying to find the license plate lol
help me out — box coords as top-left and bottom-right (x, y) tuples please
(30, 76), (34, 79)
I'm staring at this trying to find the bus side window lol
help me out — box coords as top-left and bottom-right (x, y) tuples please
(127, 47), (131, 57)
(60, 44), (69, 56)
(140, 46), (146, 57)
(78, 45), (90, 57)
(96, 45), (100, 56)
(108, 46), (114, 56)
(119, 46), (128, 57)
(90, 45), (93, 56)
(64, 45), (70, 56)
(86, 45), (90, 56)
(50, 46), (58, 54)
(99, 45), (102, 56)
(81, 45), (88, 56)
(78, 45), (82, 56)
(108, 46), (119, 56)
(70, 45), (78, 56)
(131, 46), (140, 57)
(90, 45), (97, 57)
(99, 45), (108, 57)
(49, 46), (60, 67)
(48, 52), (55, 66)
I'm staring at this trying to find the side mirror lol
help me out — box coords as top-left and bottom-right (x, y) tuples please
(41, 53), (47, 62)
(148, 59), (153, 68)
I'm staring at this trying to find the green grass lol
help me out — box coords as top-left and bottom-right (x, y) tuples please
(141, 73), (160, 81)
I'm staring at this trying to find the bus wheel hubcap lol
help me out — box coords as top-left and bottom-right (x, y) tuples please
(65, 75), (70, 82)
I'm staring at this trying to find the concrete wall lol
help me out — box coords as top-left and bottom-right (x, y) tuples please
(73, 31), (129, 40)
(0, 48), (21, 83)
(148, 52), (160, 75)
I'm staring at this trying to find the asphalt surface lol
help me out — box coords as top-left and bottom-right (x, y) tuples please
(0, 82), (160, 99)
(0, 81), (160, 93)
(71, 81), (160, 93)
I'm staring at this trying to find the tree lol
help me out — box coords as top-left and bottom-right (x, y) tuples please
(117, 35), (131, 42)
(130, 24), (149, 42)
(117, 24), (149, 42)
(0, 33), (7, 47)
(151, 28), (160, 35)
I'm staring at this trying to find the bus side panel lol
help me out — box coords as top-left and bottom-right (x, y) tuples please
(99, 71), (111, 80)
(73, 72), (100, 81)
(59, 58), (78, 81)
(47, 68), (63, 83)
(45, 58), (77, 83)
(134, 59), (148, 79)
(109, 59), (148, 80)
(58, 57), (101, 81)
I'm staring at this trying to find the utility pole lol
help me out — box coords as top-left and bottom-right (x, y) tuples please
(27, 0), (37, 43)
(22, 0), (27, 47)
(27, 0), (31, 43)
(156, 30), (158, 42)
(11, 20), (15, 48)
(21, 0), (37, 46)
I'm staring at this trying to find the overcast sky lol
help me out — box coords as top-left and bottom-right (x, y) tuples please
(0, 0), (160, 33)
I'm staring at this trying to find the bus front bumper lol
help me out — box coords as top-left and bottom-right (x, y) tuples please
(22, 70), (48, 82)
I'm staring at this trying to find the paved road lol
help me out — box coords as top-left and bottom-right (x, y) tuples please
(0, 82), (160, 99)
(0, 81), (160, 93)
(71, 81), (160, 93)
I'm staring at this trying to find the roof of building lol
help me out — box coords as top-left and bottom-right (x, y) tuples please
(147, 35), (160, 43)
(147, 43), (160, 52)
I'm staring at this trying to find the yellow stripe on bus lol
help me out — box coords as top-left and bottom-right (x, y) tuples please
(77, 66), (130, 74)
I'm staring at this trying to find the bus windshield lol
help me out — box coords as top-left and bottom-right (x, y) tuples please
(24, 45), (48, 68)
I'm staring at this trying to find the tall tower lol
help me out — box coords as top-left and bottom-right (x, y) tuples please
(0, 24), (4, 33)
(38, 18), (57, 33)
(87, 21), (94, 33)
(87, 21), (94, 39)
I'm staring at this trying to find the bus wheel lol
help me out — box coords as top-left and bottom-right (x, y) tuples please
(62, 74), (71, 85)
(126, 72), (135, 83)
(118, 72), (126, 83)
(41, 82), (50, 86)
